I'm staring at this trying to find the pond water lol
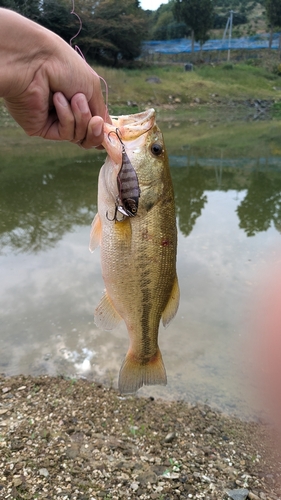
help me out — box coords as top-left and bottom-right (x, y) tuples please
(1, 124), (281, 420)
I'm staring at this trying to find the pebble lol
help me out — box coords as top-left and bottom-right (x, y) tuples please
(136, 470), (158, 485)
(39, 468), (49, 478)
(13, 477), (22, 487)
(1, 374), (280, 500)
(227, 488), (250, 500)
(248, 494), (260, 500)
(164, 431), (176, 443)
(130, 482), (139, 491)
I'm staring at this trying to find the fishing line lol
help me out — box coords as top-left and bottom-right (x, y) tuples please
(69, 0), (109, 122)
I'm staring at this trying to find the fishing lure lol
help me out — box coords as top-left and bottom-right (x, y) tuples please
(107, 129), (141, 222)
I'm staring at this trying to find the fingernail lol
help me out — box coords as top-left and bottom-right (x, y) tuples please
(77, 96), (89, 114)
(93, 120), (103, 137)
(56, 93), (69, 107)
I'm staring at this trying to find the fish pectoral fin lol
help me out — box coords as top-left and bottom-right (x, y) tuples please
(161, 275), (180, 327)
(94, 291), (122, 330)
(118, 348), (167, 394)
(89, 213), (102, 252)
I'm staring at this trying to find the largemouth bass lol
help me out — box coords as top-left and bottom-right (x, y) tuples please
(90, 109), (179, 394)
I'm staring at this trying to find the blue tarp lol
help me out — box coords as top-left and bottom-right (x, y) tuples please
(142, 33), (281, 54)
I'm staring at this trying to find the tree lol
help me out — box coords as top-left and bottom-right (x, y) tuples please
(265, 0), (281, 49)
(0, 0), (146, 65)
(173, 0), (214, 52)
(86, 0), (147, 64)
(149, 3), (190, 40)
(39, 0), (77, 42)
(151, 10), (174, 40)
(0, 0), (41, 21)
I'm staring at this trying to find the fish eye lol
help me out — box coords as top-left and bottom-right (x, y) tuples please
(151, 143), (163, 156)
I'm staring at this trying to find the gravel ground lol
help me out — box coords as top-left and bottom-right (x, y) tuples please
(0, 374), (280, 500)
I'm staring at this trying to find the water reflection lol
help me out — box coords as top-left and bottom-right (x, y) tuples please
(0, 150), (101, 252)
(1, 134), (281, 419)
(2, 150), (281, 253)
(237, 171), (281, 236)
(173, 166), (208, 237)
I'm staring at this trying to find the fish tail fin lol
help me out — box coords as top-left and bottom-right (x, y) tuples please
(118, 348), (167, 394)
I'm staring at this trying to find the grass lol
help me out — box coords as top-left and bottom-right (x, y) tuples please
(94, 61), (281, 114)
(92, 61), (281, 158)
(1, 59), (281, 158)
(1, 60), (280, 115)
(161, 119), (281, 158)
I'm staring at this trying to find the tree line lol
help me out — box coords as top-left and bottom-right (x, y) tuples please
(0, 0), (148, 65)
(0, 0), (281, 64)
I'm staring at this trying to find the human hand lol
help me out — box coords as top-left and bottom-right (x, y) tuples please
(38, 91), (104, 148)
(0, 8), (108, 148)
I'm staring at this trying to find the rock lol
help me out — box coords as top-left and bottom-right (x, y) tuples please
(227, 488), (249, 500)
(184, 63), (193, 71)
(151, 464), (167, 476)
(205, 425), (216, 434)
(248, 493), (260, 500)
(13, 477), (23, 487)
(162, 470), (180, 479)
(65, 443), (80, 459)
(10, 440), (24, 451)
(2, 387), (11, 393)
(145, 76), (161, 84)
(130, 482), (139, 491)
(164, 431), (176, 443)
(136, 469), (158, 485)
(39, 468), (49, 478)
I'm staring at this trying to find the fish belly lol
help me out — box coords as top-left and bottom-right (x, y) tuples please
(99, 197), (178, 394)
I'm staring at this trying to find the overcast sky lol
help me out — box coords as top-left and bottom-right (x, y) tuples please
(139, 0), (169, 10)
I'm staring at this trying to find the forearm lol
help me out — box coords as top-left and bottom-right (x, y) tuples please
(0, 8), (56, 98)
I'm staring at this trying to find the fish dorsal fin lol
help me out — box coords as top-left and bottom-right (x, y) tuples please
(89, 214), (102, 253)
(94, 291), (122, 330)
(162, 275), (180, 327)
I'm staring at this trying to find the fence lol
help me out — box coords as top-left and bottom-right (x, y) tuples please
(142, 33), (281, 56)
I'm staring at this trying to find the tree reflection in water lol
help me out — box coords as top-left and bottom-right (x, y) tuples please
(0, 155), (101, 253)
(1, 146), (281, 253)
(236, 171), (281, 237)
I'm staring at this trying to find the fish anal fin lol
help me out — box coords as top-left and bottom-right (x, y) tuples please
(89, 213), (102, 253)
(118, 348), (167, 394)
(94, 291), (122, 330)
(162, 275), (180, 328)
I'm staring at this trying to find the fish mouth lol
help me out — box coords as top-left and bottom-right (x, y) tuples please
(111, 108), (155, 140)
(102, 109), (156, 166)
